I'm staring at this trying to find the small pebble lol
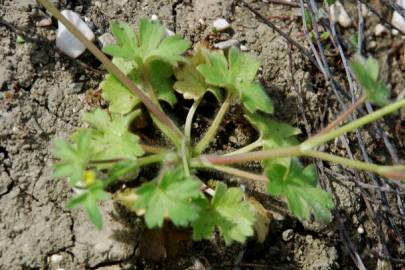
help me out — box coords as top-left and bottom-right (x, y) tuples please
(165, 28), (175, 37)
(329, 1), (352, 28)
(94, 1), (101, 8)
(198, 18), (205, 25)
(361, 4), (369, 17)
(213, 18), (230, 31)
(357, 225), (365, 234)
(391, 0), (405, 35)
(213, 39), (239, 49)
(150, 14), (159, 21)
(240, 44), (248, 51)
(36, 17), (52, 27)
(56, 10), (95, 58)
(98, 32), (115, 49)
(50, 254), (63, 264)
(374, 24), (387, 36)
(282, 229), (294, 241)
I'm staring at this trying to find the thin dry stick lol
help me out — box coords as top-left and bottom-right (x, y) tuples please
(37, 0), (182, 138)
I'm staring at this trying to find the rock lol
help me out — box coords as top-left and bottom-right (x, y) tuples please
(374, 24), (387, 36)
(240, 44), (248, 51)
(282, 229), (294, 241)
(357, 225), (365, 234)
(98, 33), (115, 49)
(50, 254), (64, 263)
(329, 1), (352, 28)
(150, 14), (159, 21)
(56, 10), (95, 58)
(213, 39), (239, 49)
(213, 18), (230, 31)
(165, 28), (175, 37)
(391, 0), (405, 35)
(361, 3), (369, 17)
(36, 17), (52, 27)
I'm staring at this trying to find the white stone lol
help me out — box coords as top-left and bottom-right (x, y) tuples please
(165, 28), (175, 37)
(198, 18), (205, 25)
(213, 39), (239, 49)
(357, 225), (365, 234)
(213, 18), (230, 31)
(150, 14), (158, 21)
(374, 24), (387, 36)
(329, 1), (352, 28)
(50, 254), (63, 263)
(56, 10), (95, 58)
(240, 44), (248, 51)
(36, 18), (52, 27)
(98, 32), (115, 49)
(391, 0), (405, 35)
(361, 4), (369, 17)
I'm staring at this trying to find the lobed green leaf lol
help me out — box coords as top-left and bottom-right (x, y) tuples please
(192, 182), (256, 245)
(350, 55), (390, 106)
(134, 169), (203, 228)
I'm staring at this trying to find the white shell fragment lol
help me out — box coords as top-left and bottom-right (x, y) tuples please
(374, 24), (387, 36)
(329, 1), (352, 28)
(213, 18), (230, 31)
(56, 10), (95, 58)
(213, 39), (239, 49)
(391, 0), (405, 35)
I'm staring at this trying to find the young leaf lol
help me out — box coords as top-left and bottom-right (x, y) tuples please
(198, 47), (273, 113)
(134, 169), (203, 228)
(66, 185), (110, 229)
(192, 183), (256, 245)
(103, 21), (139, 60)
(266, 160), (333, 221)
(100, 74), (141, 114)
(240, 83), (274, 114)
(147, 60), (177, 106)
(246, 113), (300, 170)
(174, 44), (222, 101)
(104, 19), (190, 66)
(350, 55), (389, 106)
(83, 109), (144, 161)
(54, 130), (92, 185)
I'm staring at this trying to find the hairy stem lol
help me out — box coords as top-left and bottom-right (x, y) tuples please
(194, 93), (232, 154)
(199, 146), (301, 165)
(140, 144), (169, 154)
(137, 153), (167, 167)
(181, 140), (190, 176)
(301, 98), (405, 150)
(185, 97), (202, 141)
(224, 139), (264, 156)
(193, 161), (268, 182)
(37, 0), (181, 137)
(317, 95), (366, 135)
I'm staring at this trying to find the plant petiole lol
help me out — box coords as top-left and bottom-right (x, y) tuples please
(192, 160), (268, 182)
(224, 139), (264, 156)
(185, 97), (202, 141)
(194, 92), (233, 155)
(301, 98), (405, 150)
(137, 153), (169, 167)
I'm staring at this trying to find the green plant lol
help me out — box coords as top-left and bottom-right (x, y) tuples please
(42, 1), (405, 244)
